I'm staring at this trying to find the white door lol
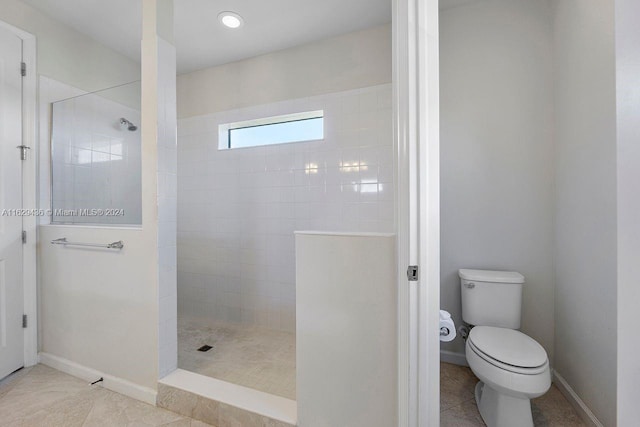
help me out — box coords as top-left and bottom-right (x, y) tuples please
(0, 26), (24, 380)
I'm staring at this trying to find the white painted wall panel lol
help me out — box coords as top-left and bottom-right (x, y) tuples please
(553, 1), (617, 425)
(177, 24), (391, 119)
(295, 232), (396, 427)
(615, 0), (640, 423)
(439, 0), (555, 360)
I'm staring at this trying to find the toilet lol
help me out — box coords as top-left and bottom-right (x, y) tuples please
(459, 269), (550, 427)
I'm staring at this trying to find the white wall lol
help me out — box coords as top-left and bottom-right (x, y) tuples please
(3, 0), (175, 397)
(141, 0), (178, 382)
(38, 225), (159, 391)
(177, 24), (391, 118)
(177, 84), (394, 331)
(439, 0), (555, 359)
(30, 22), (159, 395)
(552, 1), (617, 426)
(2, 0), (142, 383)
(295, 232), (396, 427)
(0, 0), (139, 91)
(156, 35), (178, 379)
(616, 0), (640, 423)
(37, 76), (158, 394)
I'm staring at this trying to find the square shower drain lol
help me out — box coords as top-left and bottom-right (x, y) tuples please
(197, 345), (213, 352)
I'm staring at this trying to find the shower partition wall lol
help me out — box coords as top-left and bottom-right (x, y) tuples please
(50, 81), (142, 225)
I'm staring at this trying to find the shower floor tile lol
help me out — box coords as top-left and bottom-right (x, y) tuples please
(178, 317), (296, 400)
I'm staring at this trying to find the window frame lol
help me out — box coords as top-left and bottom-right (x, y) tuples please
(218, 110), (324, 150)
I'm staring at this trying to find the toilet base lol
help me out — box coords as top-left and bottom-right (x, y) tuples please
(475, 381), (533, 427)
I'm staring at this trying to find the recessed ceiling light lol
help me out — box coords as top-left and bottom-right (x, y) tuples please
(218, 11), (244, 29)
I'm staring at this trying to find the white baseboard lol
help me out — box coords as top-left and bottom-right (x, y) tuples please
(39, 352), (157, 405)
(552, 370), (603, 427)
(440, 350), (468, 366)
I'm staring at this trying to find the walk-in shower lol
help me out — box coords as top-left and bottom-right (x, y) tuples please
(173, 2), (395, 410)
(176, 81), (394, 399)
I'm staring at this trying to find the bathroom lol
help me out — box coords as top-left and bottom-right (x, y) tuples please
(2, 0), (397, 425)
(438, 0), (636, 426)
(0, 0), (639, 426)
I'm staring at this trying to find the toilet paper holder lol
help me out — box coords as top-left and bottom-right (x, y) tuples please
(439, 310), (457, 342)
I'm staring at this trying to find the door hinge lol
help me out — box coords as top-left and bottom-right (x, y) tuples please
(22, 230), (27, 244)
(17, 145), (31, 160)
(407, 265), (419, 281)
(22, 314), (27, 328)
(21, 62), (26, 77)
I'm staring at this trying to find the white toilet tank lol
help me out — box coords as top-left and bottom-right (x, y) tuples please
(459, 269), (525, 329)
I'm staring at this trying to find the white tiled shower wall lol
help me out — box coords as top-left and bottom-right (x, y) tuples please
(177, 83), (394, 331)
(50, 84), (142, 225)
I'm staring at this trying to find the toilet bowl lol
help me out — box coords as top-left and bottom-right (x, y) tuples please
(465, 326), (550, 427)
(458, 268), (552, 426)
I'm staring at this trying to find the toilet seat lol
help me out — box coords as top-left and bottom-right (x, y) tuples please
(468, 326), (548, 375)
(465, 335), (551, 399)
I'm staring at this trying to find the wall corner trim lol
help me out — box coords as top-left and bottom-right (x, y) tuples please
(39, 352), (157, 405)
(553, 370), (604, 427)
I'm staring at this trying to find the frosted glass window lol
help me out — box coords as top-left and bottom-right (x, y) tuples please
(219, 111), (323, 149)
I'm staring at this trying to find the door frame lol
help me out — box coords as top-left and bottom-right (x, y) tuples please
(0, 20), (38, 368)
(393, 0), (440, 425)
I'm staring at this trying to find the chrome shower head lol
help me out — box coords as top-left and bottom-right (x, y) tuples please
(120, 118), (138, 131)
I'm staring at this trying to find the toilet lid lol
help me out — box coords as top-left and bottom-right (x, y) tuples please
(468, 326), (547, 368)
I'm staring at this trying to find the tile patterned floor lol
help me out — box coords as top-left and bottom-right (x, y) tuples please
(0, 365), (211, 426)
(0, 350), (588, 426)
(178, 317), (296, 400)
(440, 362), (587, 426)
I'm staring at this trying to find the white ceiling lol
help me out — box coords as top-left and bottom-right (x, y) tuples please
(21, 0), (392, 74)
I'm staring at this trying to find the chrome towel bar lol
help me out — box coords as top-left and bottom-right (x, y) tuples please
(51, 237), (124, 250)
